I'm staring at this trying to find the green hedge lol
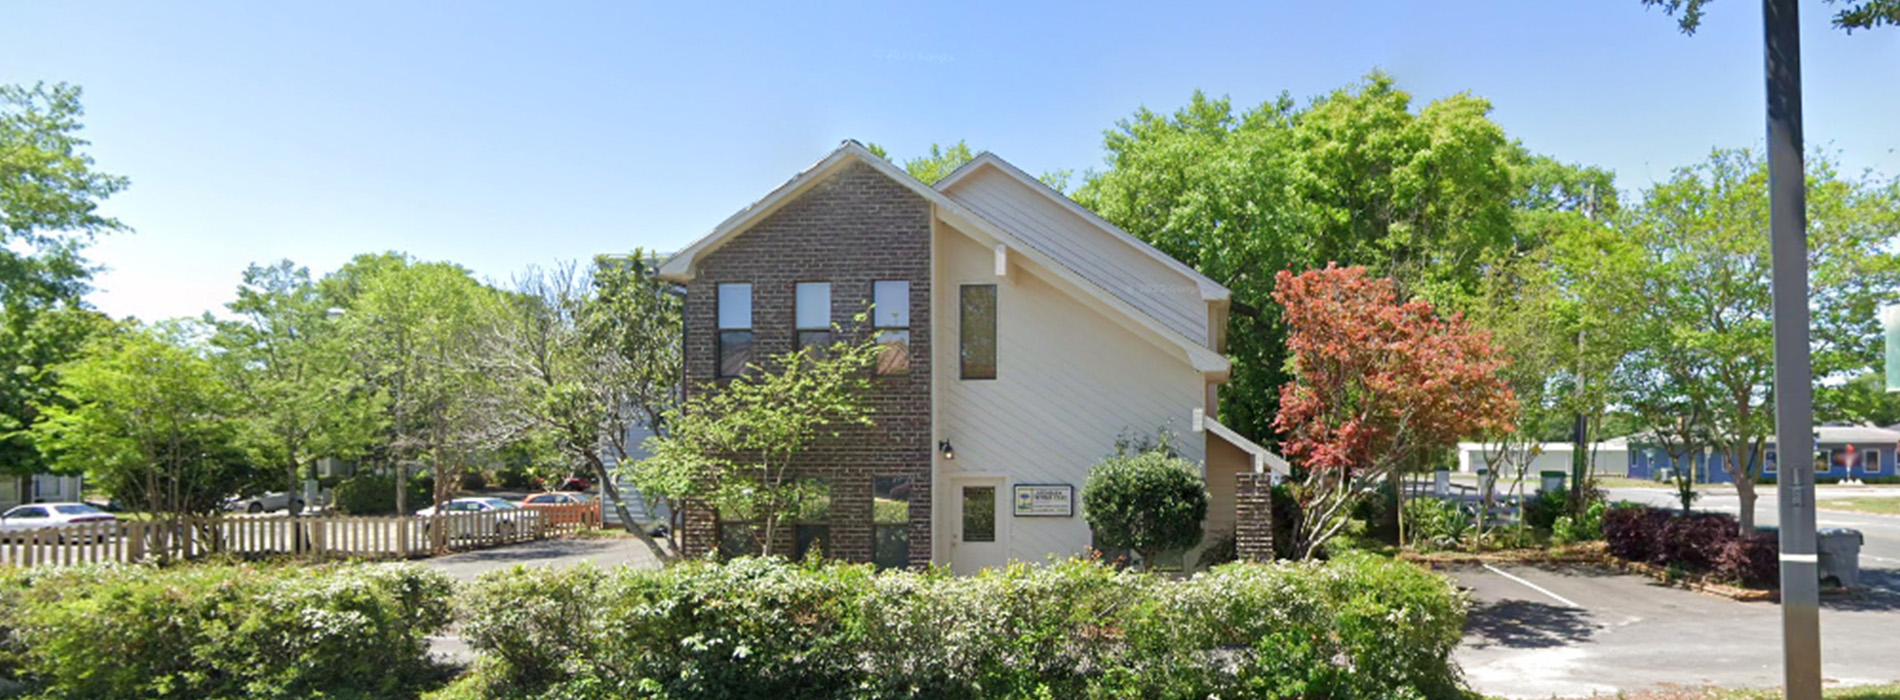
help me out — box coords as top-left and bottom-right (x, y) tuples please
(437, 554), (1469, 700)
(334, 473), (437, 515)
(0, 562), (454, 700)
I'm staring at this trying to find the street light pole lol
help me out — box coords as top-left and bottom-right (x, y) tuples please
(1762, 0), (1821, 697)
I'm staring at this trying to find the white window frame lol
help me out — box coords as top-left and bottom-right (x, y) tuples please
(716, 283), (753, 378)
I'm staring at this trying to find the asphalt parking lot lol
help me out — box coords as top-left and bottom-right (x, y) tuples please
(1451, 561), (1900, 698)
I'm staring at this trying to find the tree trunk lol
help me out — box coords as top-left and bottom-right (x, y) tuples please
(1735, 477), (1759, 533)
(585, 454), (670, 561)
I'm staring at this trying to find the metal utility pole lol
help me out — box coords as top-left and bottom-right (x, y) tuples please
(1762, 0), (1821, 697)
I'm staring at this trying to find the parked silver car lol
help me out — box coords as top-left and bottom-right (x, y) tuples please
(223, 491), (308, 514)
(414, 497), (531, 539)
(0, 502), (119, 543)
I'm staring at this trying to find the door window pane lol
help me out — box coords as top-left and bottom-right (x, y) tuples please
(874, 476), (911, 569)
(872, 280), (909, 328)
(717, 283), (752, 329)
(796, 282), (831, 329)
(960, 284), (997, 379)
(962, 486), (995, 543)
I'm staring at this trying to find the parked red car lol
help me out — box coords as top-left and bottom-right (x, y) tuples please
(520, 492), (599, 528)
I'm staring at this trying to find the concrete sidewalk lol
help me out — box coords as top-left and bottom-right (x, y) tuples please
(1451, 562), (1900, 698)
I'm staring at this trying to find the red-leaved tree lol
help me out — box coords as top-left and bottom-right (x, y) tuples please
(1273, 264), (1517, 558)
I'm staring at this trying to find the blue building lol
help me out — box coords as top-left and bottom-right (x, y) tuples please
(1627, 425), (1900, 484)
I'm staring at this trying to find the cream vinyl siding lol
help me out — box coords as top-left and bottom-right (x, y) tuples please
(934, 226), (1207, 564)
(941, 168), (1210, 347)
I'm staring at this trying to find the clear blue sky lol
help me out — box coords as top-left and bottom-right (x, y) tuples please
(4, 1), (1897, 321)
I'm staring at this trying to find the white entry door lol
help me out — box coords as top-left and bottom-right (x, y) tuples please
(950, 478), (1006, 574)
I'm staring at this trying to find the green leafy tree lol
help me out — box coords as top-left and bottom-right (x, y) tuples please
(32, 322), (261, 532)
(1081, 448), (1208, 570)
(210, 261), (385, 515)
(477, 252), (679, 556)
(0, 82), (129, 476)
(636, 324), (880, 557)
(1643, 0), (1897, 33)
(1076, 73), (1535, 442)
(1622, 149), (1900, 532)
(1820, 372), (1900, 426)
(333, 254), (500, 533)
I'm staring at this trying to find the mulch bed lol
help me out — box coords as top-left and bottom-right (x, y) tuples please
(1399, 542), (1782, 602)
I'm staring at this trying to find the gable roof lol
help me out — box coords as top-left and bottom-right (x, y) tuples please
(658, 141), (1230, 376)
(935, 153), (1228, 302)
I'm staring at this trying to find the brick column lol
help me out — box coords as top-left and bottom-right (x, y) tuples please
(681, 498), (717, 558)
(1236, 472), (1275, 562)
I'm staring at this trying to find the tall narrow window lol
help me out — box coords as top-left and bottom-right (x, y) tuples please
(717, 283), (752, 378)
(960, 284), (997, 379)
(873, 476), (911, 569)
(717, 499), (759, 559)
(873, 280), (910, 375)
(795, 282), (833, 354)
(1864, 449), (1881, 476)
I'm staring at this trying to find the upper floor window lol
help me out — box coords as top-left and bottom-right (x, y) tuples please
(795, 282), (832, 354)
(960, 284), (997, 379)
(873, 280), (910, 375)
(717, 283), (752, 378)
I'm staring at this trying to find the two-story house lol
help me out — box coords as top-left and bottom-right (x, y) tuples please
(658, 141), (1285, 573)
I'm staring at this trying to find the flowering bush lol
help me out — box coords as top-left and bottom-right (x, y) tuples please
(443, 554), (1470, 700)
(0, 562), (453, 700)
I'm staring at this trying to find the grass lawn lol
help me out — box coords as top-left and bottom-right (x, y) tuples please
(1817, 497), (1900, 516)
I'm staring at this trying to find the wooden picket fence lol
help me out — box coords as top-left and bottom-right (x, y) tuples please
(530, 501), (603, 534)
(0, 510), (553, 568)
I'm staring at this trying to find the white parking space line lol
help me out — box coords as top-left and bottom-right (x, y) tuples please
(1483, 563), (1582, 609)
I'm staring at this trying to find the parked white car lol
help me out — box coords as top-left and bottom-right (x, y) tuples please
(223, 491), (312, 514)
(0, 502), (119, 543)
(414, 497), (532, 539)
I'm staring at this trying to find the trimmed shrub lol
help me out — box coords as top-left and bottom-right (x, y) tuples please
(1602, 503), (1672, 561)
(1656, 512), (1739, 570)
(1403, 497), (1471, 551)
(1715, 531), (1780, 588)
(0, 562), (453, 700)
(1271, 482), (1300, 560)
(334, 472), (437, 515)
(444, 555), (1469, 700)
(1552, 500), (1608, 545)
(1522, 488), (1567, 531)
(1082, 450), (1208, 568)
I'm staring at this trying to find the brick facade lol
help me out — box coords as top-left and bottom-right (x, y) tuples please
(1235, 472), (1275, 562)
(678, 161), (934, 567)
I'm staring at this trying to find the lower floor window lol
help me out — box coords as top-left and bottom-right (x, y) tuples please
(873, 475), (911, 569)
(718, 522), (759, 558)
(793, 478), (831, 560)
